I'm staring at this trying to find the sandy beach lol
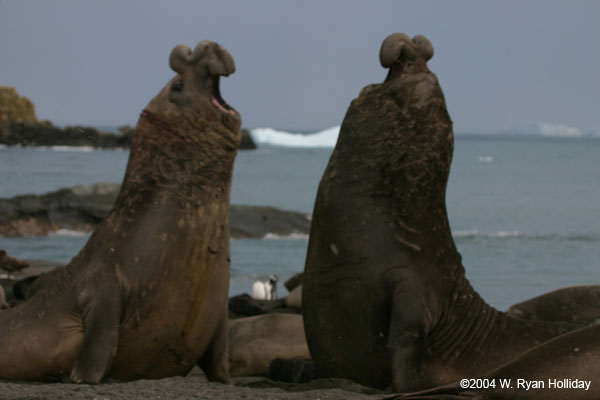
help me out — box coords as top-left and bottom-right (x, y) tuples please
(0, 368), (389, 400)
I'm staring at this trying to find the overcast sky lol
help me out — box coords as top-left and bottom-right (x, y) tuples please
(1, 0), (599, 133)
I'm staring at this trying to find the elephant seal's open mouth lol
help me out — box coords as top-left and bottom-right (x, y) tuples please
(211, 75), (236, 116)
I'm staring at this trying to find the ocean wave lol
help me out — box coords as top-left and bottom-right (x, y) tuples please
(250, 126), (339, 148)
(453, 230), (522, 238)
(31, 146), (128, 153)
(51, 229), (90, 237)
(35, 146), (97, 152)
(262, 232), (309, 240)
(453, 230), (600, 242)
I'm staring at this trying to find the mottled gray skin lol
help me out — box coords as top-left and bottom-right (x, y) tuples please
(392, 324), (600, 400)
(0, 40), (241, 383)
(507, 285), (600, 324)
(302, 33), (583, 392)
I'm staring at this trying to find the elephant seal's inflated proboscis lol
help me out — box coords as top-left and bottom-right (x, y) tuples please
(302, 33), (584, 392)
(0, 40), (241, 383)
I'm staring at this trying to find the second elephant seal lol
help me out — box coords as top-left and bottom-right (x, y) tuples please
(302, 32), (584, 392)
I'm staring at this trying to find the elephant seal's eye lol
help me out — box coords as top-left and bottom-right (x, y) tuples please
(171, 80), (184, 92)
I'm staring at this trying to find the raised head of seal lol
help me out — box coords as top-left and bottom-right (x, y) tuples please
(302, 32), (583, 392)
(0, 40), (240, 384)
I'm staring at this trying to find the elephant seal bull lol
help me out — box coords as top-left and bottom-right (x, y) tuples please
(302, 33), (583, 392)
(507, 285), (600, 324)
(391, 324), (600, 400)
(0, 40), (241, 383)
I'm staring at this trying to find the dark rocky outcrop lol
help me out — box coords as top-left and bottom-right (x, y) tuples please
(240, 128), (257, 149)
(0, 183), (310, 239)
(1, 122), (132, 148)
(0, 183), (119, 236)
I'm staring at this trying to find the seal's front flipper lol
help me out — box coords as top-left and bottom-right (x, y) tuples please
(268, 357), (315, 383)
(387, 282), (427, 392)
(70, 285), (122, 384)
(197, 314), (230, 383)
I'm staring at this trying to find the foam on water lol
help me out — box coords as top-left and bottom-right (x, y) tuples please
(250, 126), (339, 148)
(52, 229), (89, 237)
(37, 146), (97, 152)
(453, 230), (600, 242)
(262, 232), (309, 240)
(454, 230), (523, 239)
(29, 146), (127, 153)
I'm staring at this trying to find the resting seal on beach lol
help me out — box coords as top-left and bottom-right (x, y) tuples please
(0, 40), (241, 383)
(507, 285), (600, 324)
(229, 313), (310, 377)
(390, 323), (600, 400)
(302, 32), (584, 392)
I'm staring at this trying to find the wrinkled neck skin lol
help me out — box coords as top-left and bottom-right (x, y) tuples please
(329, 66), (456, 263)
(329, 65), (583, 382)
(116, 104), (239, 215)
(55, 101), (240, 299)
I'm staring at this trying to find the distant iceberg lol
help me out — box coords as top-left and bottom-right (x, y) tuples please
(502, 122), (584, 138)
(250, 126), (340, 148)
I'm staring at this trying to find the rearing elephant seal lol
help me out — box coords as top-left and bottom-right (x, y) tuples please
(0, 40), (241, 383)
(302, 33), (583, 392)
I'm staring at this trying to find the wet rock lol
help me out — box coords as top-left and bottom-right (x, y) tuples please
(0, 184), (311, 239)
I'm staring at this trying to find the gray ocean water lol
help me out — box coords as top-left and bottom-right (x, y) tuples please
(0, 135), (598, 309)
